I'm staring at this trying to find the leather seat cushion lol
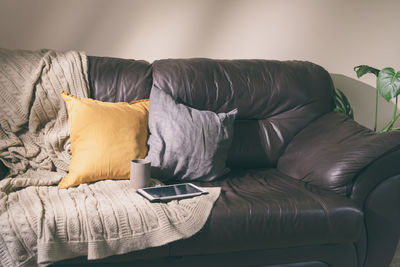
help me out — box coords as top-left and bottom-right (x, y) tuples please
(169, 168), (363, 256)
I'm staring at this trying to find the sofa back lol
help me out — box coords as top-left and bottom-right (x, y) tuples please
(88, 57), (335, 169)
(152, 59), (334, 168)
(88, 56), (152, 102)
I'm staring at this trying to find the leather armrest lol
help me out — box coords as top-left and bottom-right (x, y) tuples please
(351, 148), (400, 204)
(277, 112), (400, 195)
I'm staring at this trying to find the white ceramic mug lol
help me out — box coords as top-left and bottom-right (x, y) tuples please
(130, 159), (151, 189)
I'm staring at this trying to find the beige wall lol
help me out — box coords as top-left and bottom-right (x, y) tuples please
(1, 0), (400, 264)
(1, 0), (400, 128)
(1, 0), (399, 129)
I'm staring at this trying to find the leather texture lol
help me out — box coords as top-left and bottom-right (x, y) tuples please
(266, 262), (329, 267)
(168, 169), (363, 255)
(352, 151), (400, 267)
(78, 56), (400, 267)
(51, 169), (362, 267)
(88, 56), (152, 102)
(363, 175), (400, 267)
(278, 112), (400, 195)
(52, 245), (169, 266)
(152, 58), (334, 168)
(226, 119), (272, 168)
(53, 243), (357, 267)
(351, 149), (400, 204)
(355, 224), (367, 267)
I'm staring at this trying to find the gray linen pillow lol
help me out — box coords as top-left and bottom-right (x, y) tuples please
(146, 86), (237, 182)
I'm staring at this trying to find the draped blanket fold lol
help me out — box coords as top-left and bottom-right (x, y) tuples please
(0, 49), (220, 267)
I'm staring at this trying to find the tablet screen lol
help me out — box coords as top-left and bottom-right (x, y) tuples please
(138, 183), (206, 201)
(143, 183), (202, 197)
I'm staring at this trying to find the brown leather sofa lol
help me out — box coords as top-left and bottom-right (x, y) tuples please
(7, 56), (398, 267)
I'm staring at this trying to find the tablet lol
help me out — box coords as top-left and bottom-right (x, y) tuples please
(137, 183), (208, 202)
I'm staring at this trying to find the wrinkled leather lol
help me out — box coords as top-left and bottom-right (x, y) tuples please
(88, 56), (152, 102)
(278, 112), (400, 195)
(80, 56), (400, 267)
(168, 169), (363, 255)
(152, 58), (334, 167)
(226, 120), (271, 168)
(52, 168), (360, 267)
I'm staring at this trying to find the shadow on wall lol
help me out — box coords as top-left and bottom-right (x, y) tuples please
(330, 73), (399, 131)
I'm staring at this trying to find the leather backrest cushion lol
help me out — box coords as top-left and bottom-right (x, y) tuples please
(152, 58), (335, 168)
(88, 56), (152, 102)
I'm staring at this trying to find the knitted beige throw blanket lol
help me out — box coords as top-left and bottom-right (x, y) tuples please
(0, 49), (220, 266)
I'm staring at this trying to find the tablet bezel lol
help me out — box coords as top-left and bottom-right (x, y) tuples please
(137, 183), (208, 202)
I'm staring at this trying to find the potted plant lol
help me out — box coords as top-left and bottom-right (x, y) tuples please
(354, 65), (400, 133)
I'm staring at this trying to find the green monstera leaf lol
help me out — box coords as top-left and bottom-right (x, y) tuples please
(354, 65), (380, 78)
(334, 88), (354, 119)
(353, 64), (400, 132)
(377, 68), (400, 101)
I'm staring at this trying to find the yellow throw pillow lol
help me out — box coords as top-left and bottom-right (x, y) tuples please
(58, 91), (149, 189)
